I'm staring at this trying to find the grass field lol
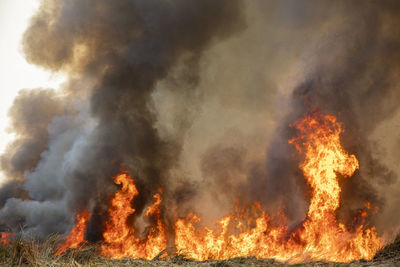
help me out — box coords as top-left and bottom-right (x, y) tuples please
(0, 234), (399, 267)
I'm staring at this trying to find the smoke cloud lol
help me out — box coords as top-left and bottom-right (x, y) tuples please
(1, 0), (400, 241)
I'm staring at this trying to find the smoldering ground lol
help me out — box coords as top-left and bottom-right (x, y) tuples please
(1, 0), (400, 242)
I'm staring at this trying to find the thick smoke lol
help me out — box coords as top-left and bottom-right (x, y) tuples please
(0, 0), (244, 238)
(168, 0), (400, 233)
(274, 0), (400, 230)
(1, 0), (400, 242)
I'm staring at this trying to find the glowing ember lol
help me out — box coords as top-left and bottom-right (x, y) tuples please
(174, 111), (381, 262)
(55, 210), (91, 255)
(0, 232), (12, 245)
(100, 173), (167, 259)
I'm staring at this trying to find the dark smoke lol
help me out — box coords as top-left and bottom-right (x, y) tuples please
(0, 0), (244, 238)
(1, 0), (400, 242)
(285, 1), (400, 229)
(242, 0), (400, 230)
(176, 0), (400, 233)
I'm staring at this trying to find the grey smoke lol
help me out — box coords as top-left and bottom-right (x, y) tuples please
(0, 0), (245, 239)
(170, 0), (400, 233)
(1, 0), (400, 243)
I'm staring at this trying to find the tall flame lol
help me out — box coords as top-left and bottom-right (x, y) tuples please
(174, 111), (381, 262)
(288, 111), (381, 262)
(55, 210), (91, 255)
(100, 173), (167, 259)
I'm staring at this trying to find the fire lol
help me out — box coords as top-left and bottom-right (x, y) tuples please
(100, 173), (167, 259)
(174, 205), (293, 261)
(55, 210), (91, 255)
(0, 232), (12, 245)
(288, 111), (381, 262)
(58, 111), (382, 263)
(175, 111), (381, 262)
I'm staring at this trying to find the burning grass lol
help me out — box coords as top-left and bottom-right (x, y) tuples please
(31, 112), (380, 265)
(0, 234), (399, 267)
(0, 111), (386, 267)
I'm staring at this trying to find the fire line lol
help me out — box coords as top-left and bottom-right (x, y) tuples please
(57, 111), (382, 263)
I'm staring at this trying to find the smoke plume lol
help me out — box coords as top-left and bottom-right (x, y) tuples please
(1, 0), (400, 242)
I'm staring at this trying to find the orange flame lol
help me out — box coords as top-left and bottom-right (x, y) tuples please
(288, 111), (381, 262)
(55, 210), (91, 255)
(100, 173), (167, 259)
(174, 111), (381, 262)
(175, 205), (292, 261)
(0, 232), (12, 245)
(59, 112), (382, 262)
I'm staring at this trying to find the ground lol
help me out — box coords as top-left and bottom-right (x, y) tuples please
(0, 235), (399, 267)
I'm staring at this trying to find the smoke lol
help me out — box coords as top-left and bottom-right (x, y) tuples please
(279, 0), (400, 230)
(168, 0), (400, 232)
(0, 0), (245, 238)
(1, 0), (400, 242)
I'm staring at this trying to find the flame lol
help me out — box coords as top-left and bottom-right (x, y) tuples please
(288, 111), (381, 262)
(174, 111), (381, 262)
(55, 210), (91, 255)
(0, 232), (12, 245)
(100, 173), (167, 259)
(58, 111), (382, 262)
(174, 204), (293, 261)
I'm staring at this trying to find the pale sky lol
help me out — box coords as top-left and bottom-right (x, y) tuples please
(0, 0), (65, 182)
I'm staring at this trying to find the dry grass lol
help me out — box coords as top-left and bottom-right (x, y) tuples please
(0, 234), (399, 267)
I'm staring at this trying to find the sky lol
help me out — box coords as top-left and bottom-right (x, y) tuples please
(0, 0), (65, 182)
